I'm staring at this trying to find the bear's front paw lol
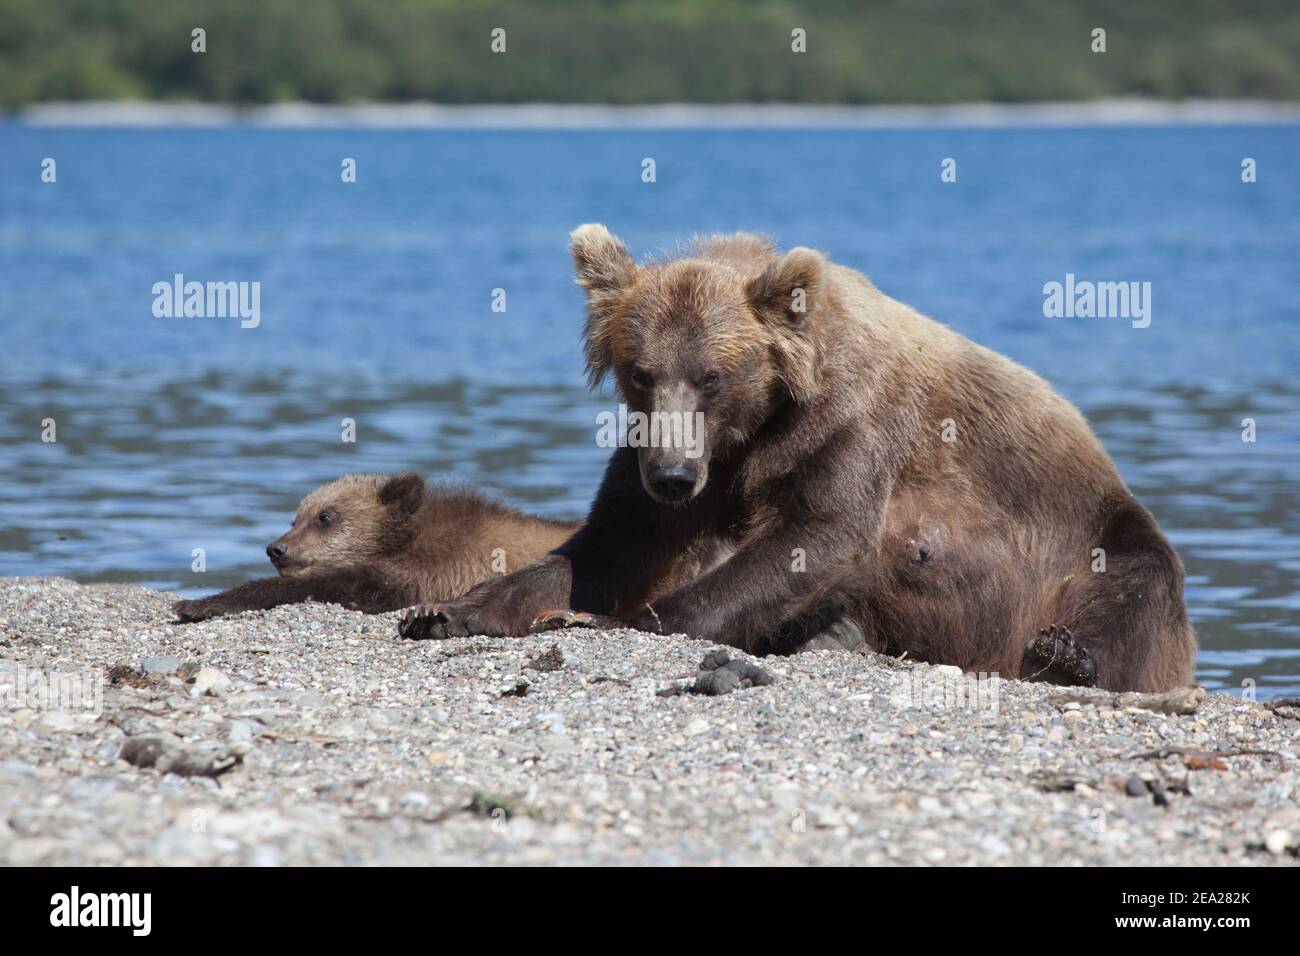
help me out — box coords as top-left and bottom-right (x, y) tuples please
(398, 601), (515, 640)
(398, 603), (455, 640)
(173, 598), (220, 623)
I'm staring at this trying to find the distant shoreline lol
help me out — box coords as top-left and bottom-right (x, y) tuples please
(11, 99), (1300, 129)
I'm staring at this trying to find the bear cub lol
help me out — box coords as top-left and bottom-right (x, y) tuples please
(172, 473), (577, 622)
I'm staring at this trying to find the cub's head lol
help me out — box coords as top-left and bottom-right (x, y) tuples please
(572, 223), (826, 504)
(266, 472), (425, 575)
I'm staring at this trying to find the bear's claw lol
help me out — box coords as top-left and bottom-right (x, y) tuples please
(398, 603), (450, 640)
(1024, 624), (1097, 687)
(529, 609), (601, 633)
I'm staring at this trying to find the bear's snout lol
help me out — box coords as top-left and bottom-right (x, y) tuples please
(646, 462), (699, 504)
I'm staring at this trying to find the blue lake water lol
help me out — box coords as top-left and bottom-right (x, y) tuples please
(1, 123), (1297, 697)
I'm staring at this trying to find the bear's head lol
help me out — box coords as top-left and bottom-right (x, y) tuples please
(572, 223), (826, 504)
(266, 472), (425, 575)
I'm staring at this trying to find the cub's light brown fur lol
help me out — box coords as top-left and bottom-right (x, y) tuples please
(172, 473), (578, 621)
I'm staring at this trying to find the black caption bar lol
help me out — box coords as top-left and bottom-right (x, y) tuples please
(0, 866), (1282, 941)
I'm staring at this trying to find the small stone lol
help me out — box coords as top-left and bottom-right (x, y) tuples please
(118, 736), (172, 769)
(1131, 685), (1206, 716)
(684, 718), (709, 737)
(177, 661), (204, 681)
(689, 653), (774, 695)
(190, 667), (230, 696)
(978, 834), (1011, 857)
(218, 719), (255, 744)
(141, 656), (183, 675)
(250, 846), (281, 867)
(7, 837), (61, 865)
(399, 791), (432, 812)
(119, 735), (240, 778)
(1264, 830), (1293, 856)
(537, 712), (567, 734)
(1125, 775), (1149, 797)
(34, 711), (80, 734)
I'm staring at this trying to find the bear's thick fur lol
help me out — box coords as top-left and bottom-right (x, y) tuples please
(172, 473), (578, 621)
(398, 227), (1196, 692)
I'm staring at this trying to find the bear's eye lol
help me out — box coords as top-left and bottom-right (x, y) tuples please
(317, 511), (334, 528)
(698, 370), (722, 393)
(630, 367), (654, 390)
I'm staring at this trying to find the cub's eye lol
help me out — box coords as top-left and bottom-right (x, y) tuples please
(630, 367), (654, 390)
(698, 370), (722, 393)
(317, 511), (334, 528)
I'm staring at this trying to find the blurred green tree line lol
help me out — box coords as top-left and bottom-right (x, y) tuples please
(2, 0), (1297, 108)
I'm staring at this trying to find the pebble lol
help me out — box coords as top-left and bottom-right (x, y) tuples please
(141, 656), (183, 674)
(34, 711), (82, 734)
(190, 667), (231, 697)
(1264, 829), (1293, 856)
(399, 791), (432, 812)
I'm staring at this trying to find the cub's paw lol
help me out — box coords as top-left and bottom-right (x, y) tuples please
(172, 598), (221, 623)
(528, 609), (620, 633)
(1024, 624), (1097, 687)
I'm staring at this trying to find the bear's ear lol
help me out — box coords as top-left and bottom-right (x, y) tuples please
(746, 248), (826, 404)
(745, 247), (827, 328)
(571, 223), (636, 294)
(571, 224), (637, 386)
(378, 472), (425, 516)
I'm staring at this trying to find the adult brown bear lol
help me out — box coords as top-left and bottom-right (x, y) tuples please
(399, 226), (1196, 692)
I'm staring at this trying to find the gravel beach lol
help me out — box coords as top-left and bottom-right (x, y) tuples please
(1, 577), (1296, 866)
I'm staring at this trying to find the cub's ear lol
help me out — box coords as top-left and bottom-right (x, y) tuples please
(746, 247), (827, 328)
(378, 472), (425, 516)
(571, 223), (636, 387)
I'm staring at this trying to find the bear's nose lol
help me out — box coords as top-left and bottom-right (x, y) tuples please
(648, 463), (698, 502)
(267, 542), (288, 561)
